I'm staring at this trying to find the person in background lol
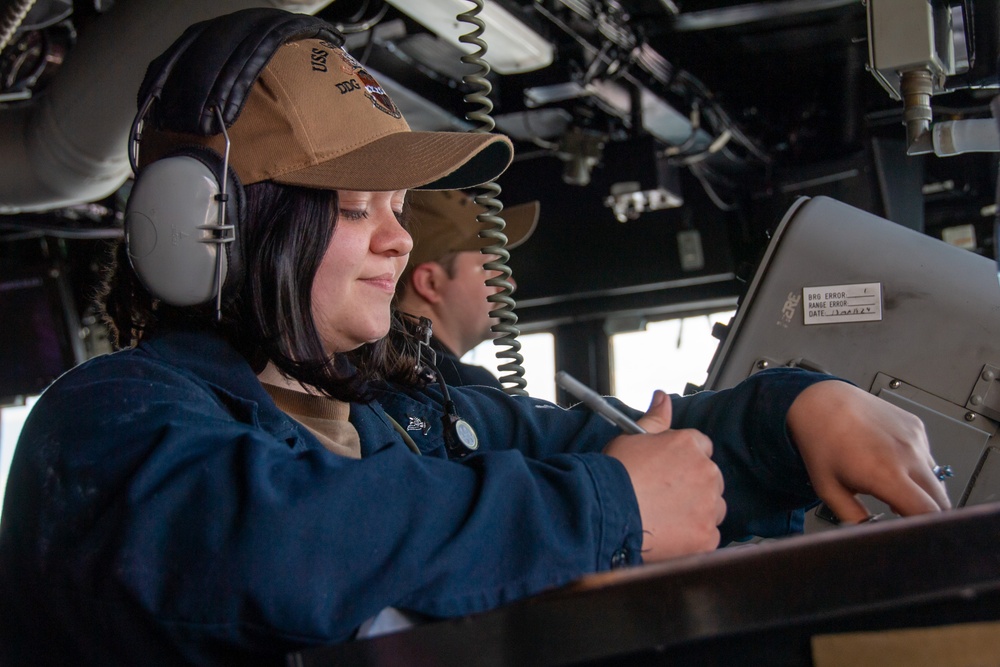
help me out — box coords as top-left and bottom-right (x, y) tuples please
(0, 9), (951, 666)
(395, 189), (539, 388)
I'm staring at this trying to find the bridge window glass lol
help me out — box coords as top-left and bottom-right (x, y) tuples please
(462, 332), (556, 403)
(611, 310), (735, 410)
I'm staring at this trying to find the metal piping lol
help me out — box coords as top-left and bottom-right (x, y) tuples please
(0, 0), (333, 214)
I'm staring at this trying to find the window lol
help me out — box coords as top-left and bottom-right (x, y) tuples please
(462, 332), (557, 402)
(1, 397), (38, 524)
(611, 310), (735, 410)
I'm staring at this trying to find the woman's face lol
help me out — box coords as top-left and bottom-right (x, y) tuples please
(312, 189), (412, 353)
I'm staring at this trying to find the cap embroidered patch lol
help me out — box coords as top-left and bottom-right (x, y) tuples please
(329, 45), (401, 119)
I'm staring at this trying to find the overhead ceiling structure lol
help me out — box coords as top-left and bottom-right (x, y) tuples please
(1, 0), (997, 325)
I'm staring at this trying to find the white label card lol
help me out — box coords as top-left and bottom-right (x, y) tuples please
(802, 283), (882, 325)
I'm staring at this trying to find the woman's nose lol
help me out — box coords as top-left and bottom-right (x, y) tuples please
(374, 209), (413, 256)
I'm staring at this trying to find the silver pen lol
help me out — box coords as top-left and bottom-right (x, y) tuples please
(555, 371), (647, 435)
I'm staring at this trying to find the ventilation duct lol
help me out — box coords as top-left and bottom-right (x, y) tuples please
(0, 1), (334, 214)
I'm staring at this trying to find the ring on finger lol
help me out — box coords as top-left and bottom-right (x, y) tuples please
(932, 464), (954, 482)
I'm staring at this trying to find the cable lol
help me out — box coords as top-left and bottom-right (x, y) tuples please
(399, 312), (480, 457)
(531, 0), (762, 169)
(331, 2), (389, 35)
(0, 0), (35, 54)
(664, 101), (702, 157)
(457, 0), (527, 396)
(689, 163), (737, 212)
(670, 128), (733, 166)
(672, 70), (772, 166)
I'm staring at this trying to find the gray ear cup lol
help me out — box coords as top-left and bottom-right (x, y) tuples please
(125, 155), (231, 306)
(123, 8), (338, 309)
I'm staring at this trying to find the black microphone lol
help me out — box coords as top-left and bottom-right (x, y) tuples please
(402, 313), (479, 458)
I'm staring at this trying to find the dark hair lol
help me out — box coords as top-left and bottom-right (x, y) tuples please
(100, 180), (424, 402)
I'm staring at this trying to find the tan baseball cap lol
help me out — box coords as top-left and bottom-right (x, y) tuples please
(406, 190), (540, 268)
(138, 37), (513, 191)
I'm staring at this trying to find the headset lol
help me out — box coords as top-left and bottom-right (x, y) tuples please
(127, 8), (483, 457)
(124, 8), (343, 316)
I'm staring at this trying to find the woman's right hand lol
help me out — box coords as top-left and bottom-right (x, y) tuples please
(603, 390), (725, 562)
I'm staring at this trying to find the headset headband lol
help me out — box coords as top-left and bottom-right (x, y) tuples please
(130, 9), (345, 172)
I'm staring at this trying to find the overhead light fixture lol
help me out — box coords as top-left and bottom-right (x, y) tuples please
(384, 0), (554, 74)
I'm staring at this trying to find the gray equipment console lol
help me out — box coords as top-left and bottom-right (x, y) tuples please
(705, 196), (1000, 528)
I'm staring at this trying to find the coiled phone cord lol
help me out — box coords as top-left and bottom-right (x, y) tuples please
(457, 0), (527, 396)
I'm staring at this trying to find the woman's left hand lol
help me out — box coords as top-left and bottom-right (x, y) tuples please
(786, 380), (952, 524)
